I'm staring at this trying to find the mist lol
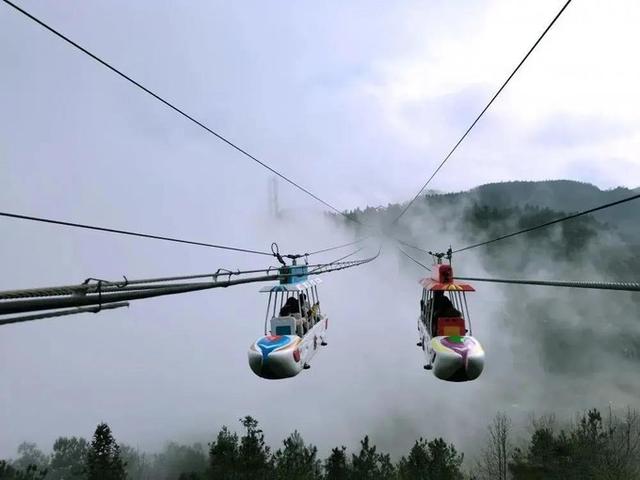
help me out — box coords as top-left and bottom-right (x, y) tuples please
(2, 0), (640, 472)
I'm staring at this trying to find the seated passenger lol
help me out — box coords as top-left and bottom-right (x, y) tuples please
(279, 296), (300, 317)
(431, 292), (461, 336)
(300, 293), (311, 318)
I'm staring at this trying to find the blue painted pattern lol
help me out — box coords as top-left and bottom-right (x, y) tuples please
(256, 335), (293, 362)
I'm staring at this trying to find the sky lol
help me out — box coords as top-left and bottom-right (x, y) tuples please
(1, 0), (640, 460)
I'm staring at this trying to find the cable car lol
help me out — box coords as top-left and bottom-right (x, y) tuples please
(248, 265), (328, 379)
(416, 254), (484, 382)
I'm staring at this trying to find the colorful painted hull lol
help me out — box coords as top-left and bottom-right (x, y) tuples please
(430, 335), (484, 382)
(248, 317), (328, 379)
(248, 335), (303, 379)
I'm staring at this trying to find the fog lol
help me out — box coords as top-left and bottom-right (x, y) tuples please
(1, 0), (640, 464)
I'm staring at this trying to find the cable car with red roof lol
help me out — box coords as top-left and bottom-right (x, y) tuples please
(417, 252), (484, 381)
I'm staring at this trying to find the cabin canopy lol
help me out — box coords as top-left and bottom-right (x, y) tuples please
(419, 264), (475, 292)
(260, 278), (322, 293)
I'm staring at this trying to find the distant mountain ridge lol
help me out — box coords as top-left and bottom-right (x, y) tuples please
(425, 180), (639, 241)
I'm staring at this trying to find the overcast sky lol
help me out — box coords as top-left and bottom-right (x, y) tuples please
(1, 0), (640, 459)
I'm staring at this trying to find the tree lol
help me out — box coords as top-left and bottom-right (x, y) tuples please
(272, 431), (321, 480)
(398, 438), (463, 480)
(477, 413), (512, 480)
(48, 437), (88, 480)
(351, 436), (395, 480)
(86, 423), (127, 480)
(152, 443), (206, 480)
(425, 438), (464, 480)
(237, 416), (272, 479)
(398, 439), (430, 480)
(0, 461), (47, 480)
(119, 445), (151, 480)
(602, 407), (640, 479)
(323, 446), (350, 480)
(208, 426), (239, 479)
(12, 443), (48, 473)
(507, 409), (640, 480)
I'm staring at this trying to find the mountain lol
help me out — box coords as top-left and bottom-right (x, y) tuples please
(425, 180), (639, 240)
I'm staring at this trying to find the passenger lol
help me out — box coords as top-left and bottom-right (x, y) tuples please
(279, 296), (300, 317)
(309, 303), (319, 323)
(299, 293), (312, 322)
(431, 292), (461, 336)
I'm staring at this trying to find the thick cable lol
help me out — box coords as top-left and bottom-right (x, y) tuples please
(0, 252), (381, 318)
(392, 0), (573, 225)
(453, 192), (640, 253)
(0, 258), (370, 300)
(456, 276), (640, 292)
(1, 0), (354, 221)
(0, 302), (129, 326)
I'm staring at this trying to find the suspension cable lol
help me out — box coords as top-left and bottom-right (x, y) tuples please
(395, 238), (431, 255)
(391, 0), (573, 225)
(0, 211), (275, 256)
(453, 192), (640, 253)
(397, 248), (431, 272)
(306, 237), (369, 256)
(1, 0), (356, 222)
(0, 210), (372, 260)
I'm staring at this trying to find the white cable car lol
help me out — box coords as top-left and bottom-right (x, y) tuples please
(248, 266), (328, 379)
(417, 257), (485, 382)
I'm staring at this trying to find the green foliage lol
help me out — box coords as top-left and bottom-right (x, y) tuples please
(398, 437), (464, 480)
(48, 437), (88, 480)
(118, 445), (147, 480)
(86, 423), (126, 480)
(12, 444), (48, 473)
(152, 442), (206, 480)
(4, 407), (640, 480)
(272, 431), (321, 480)
(208, 426), (239, 479)
(509, 408), (640, 480)
(236, 416), (272, 479)
(351, 435), (395, 480)
(323, 446), (350, 480)
(0, 461), (47, 480)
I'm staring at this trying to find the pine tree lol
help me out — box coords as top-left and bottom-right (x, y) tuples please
(208, 426), (239, 479)
(324, 446), (350, 480)
(425, 438), (463, 480)
(398, 438), (430, 480)
(237, 416), (272, 479)
(351, 436), (395, 480)
(86, 423), (126, 480)
(272, 431), (321, 480)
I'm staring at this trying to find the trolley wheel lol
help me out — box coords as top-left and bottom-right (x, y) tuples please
(416, 341), (423, 347)
(321, 341), (328, 346)
(303, 363), (311, 370)
(423, 364), (433, 371)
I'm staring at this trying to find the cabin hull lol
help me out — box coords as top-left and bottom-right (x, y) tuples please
(418, 318), (484, 382)
(248, 316), (328, 379)
(430, 336), (484, 382)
